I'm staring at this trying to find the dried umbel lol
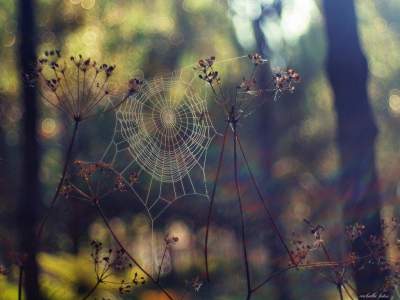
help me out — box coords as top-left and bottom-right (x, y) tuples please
(61, 160), (126, 204)
(119, 272), (146, 295)
(272, 68), (301, 96)
(88, 240), (145, 296)
(90, 241), (132, 273)
(195, 53), (301, 119)
(195, 56), (220, 85)
(30, 50), (141, 121)
(248, 53), (268, 66)
(345, 222), (366, 241)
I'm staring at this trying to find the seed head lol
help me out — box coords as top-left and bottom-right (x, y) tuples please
(31, 50), (136, 122)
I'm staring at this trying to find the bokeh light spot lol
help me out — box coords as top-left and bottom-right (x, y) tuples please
(81, 0), (95, 10)
(389, 89), (400, 115)
(41, 118), (58, 138)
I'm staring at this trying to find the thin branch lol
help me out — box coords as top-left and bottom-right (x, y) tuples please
(37, 119), (80, 239)
(236, 135), (296, 266)
(251, 266), (293, 293)
(337, 284), (344, 300)
(252, 260), (353, 294)
(94, 202), (175, 300)
(18, 266), (23, 300)
(81, 279), (101, 300)
(232, 115), (252, 300)
(204, 122), (229, 282)
(83, 93), (130, 121)
(157, 244), (168, 283)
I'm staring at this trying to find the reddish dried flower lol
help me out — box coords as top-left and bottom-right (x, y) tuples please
(62, 161), (125, 204)
(128, 78), (143, 95)
(345, 223), (365, 241)
(248, 53), (267, 65)
(272, 68), (301, 100)
(345, 252), (358, 266)
(129, 172), (140, 184)
(191, 276), (203, 292)
(195, 56), (220, 85)
(164, 233), (179, 247)
(114, 175), (127, 192)
(239, 77), (258, 95)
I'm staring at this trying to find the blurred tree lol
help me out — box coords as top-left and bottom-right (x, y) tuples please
(252, 4), (293, 300)
(323, 0), (388, 295)
(17, 0), (43, 299)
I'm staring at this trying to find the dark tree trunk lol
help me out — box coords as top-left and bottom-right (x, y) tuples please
(323, 0), (388, 295)
(17, 0), (43, 299)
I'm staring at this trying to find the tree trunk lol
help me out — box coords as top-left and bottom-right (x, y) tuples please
(17, 0), (43, 299)
(323, 0), (388, 295)
(252, 14), (293, 300)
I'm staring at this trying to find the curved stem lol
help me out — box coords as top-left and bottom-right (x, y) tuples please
(251, 266), (292, 293)
(204, 122), (229, 282)
(232, 118), (252, 300)
(37, 119), (80, 239)
(18, 266), (23, 300)
(251, 253), (373, 295)
(237, 135), (296, 267)
(81, 279), (101, 300)
(342, 283), (355, 300)
(157, 245), (168, 283)
(337, 284), (344, 300)
(94, 202), (175, 300)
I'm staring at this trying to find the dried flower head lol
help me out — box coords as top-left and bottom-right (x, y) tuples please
(62, 161), (126, 204)
(191, 276), (203, 292)
(345, 223), (365, 241)
(119, 272), (146, 295)
(128, 78), (143, 95)
(30, 50), (137, 121)
(164, 233), (179, 247)
(90, 241), (132, 274)
(89, 240), (146, 295)
(272, 68), (301, 100)
(128, 172), (140, 185)
(195, 56), (220, 85)
(248, 53), (268, 65)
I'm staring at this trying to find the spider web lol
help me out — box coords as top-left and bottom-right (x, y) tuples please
(102, 71), (216, 218)
(99, 56), (270, 274)
(100, 67), (218, 273)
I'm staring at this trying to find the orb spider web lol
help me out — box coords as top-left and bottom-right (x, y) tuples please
(100, 69), (217, 273)
(102, 72), (216, 218)
(99, 55), (286, 276)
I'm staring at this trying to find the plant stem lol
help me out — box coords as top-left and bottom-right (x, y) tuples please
(37, 119), (80, 239)
(18, 266), (23, 300)
(337, 284), (344, 300)
(252, 254), (374, 295)
(232, 114), (252, 300)
(204, 122), (229, 282)
(237, 136), (296, 267)
(157, 245), (167, 283)
(81, 279), (101, 300)
(94, 202), (175, 300)
(251, 266), (292, 294)
(342, 283), (355, 300)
